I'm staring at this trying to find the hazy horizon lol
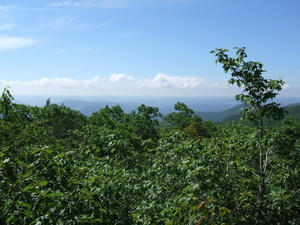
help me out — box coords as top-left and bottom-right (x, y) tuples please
(14, 94), (300, 109)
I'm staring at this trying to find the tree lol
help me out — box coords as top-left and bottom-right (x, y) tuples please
(0, 88), (39, 147)
(211, 47), (286, 220)
(88, 105), (127, 129)
(129, 104), (162, 140)
(41, 100), (87, 139)
(210, 47), (285, 128)
(164, 102), (202, 130)
(0, 88), (15, 122)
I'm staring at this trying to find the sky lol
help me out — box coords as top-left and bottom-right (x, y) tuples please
(0, 0), (299, 97)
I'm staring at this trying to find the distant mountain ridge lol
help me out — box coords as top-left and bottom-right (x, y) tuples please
(60, 100), (300, 123)
(57, 97), (240, 117)
(195, 104), (245, 122)
(14, 95), (300, 122)
(60, 100), (145, 115)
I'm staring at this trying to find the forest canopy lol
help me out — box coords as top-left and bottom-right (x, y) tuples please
(1, 48), (300, 224)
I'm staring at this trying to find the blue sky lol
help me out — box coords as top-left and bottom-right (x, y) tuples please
(0, 0), (299, 97)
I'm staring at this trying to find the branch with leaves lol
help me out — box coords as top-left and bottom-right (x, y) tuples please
(211, 47), (286, 217)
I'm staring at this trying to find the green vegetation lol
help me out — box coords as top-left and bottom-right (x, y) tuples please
(1, 48), (300, 224)
(217, 103), (300, 126)
(211, 47), (290, 222)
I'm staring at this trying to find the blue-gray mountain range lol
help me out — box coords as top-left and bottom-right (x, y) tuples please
(15, 95), (300, 122)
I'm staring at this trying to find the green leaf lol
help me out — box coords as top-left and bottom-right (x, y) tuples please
(39, 181), (48, 186)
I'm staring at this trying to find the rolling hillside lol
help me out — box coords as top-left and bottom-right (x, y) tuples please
(218, 103), (300, 124)
(284, 103), (300, 120)
(195, 104), (245, 122)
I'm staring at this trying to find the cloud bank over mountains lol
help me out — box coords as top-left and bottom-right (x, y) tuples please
(0, 73), (238, 96)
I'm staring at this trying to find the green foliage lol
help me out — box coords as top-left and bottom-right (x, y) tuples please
(41, 100), (88, 139)
(129, 104), (162, 140)
(210, 47), (285, 128)
(164, 102), (203, 130)
(0, 88), (15, 121)
(88, 105), (127, 128)
(184, 121), (209, 138)
(210, 47), (299, 224)
(89, 104), (162, 141)
(1, 75), (300, 225)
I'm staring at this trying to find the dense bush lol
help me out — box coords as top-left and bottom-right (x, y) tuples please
(1, 48), (300, 224)
(1, 88), (300, 224)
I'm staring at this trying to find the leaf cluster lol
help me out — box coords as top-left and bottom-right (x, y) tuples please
(211, 47), (285, 127)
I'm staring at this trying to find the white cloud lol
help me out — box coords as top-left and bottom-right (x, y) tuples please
(144, 73), (208, 88)
(54, 47), (93, 54)
(48, 1), (80, 7)
(0, 73), (241, 96)
(46, 0), (201, 9)
(82, 75), (106, 87)
(0, 36), (36, 51)
(40, 15), (110, 31)
(31, 77), (82, 88)
(0, 8), (16, 30)
(109, 73), (134, 82)
(73, 21), (111, 30)
(40, 16), (75, 29)
(48, 0), (125, 8)
(282, 84), (290, 90)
